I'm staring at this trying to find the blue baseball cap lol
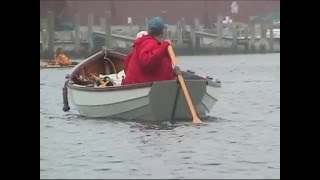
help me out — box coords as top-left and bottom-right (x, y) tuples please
(148, 17), (166, 30)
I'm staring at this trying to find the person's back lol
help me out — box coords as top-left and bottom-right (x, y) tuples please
(122, 17), (175, 85)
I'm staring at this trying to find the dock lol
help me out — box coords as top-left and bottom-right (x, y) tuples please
(40, 11), (280, 59)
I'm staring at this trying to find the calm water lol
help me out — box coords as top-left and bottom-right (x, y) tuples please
(40, 53), (280, 179)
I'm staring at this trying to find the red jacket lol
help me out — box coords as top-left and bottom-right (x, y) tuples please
(122, 35), (176, 85)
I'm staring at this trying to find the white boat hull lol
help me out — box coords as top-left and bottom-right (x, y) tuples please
(64, 49), (221, 121)
(68, 79), (220, 121)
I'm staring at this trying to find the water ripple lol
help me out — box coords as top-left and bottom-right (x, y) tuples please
(235, 160), (268, 164)
(94, 168), (111, 171)
(66, 155), (86, 159)
(41, 54), (280, 179)
(268, 166), (279, 169)
(182, 157), (191, 159)
(108, 160), (123, 163)
(178, 151), (196, 154)
(201, 163), (222, 166)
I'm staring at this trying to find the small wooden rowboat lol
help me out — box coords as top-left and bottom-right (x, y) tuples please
(62, 48), (221, 121)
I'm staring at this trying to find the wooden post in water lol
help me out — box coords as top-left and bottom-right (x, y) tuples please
(105, 11), (112, 48)
(194, 18), (201, 48)
(248, 17), (256, 52)
(190, 22), (196, 49)
(161, 11), (167, 38)
(100, 17), (106, 32)
(176, 21), (183, 46)
(190, 18), (200, 48)
(231, 22), (238, 50)
(88, 12), (94, 54)
(181, 18), (186, 42)
(217, 16), (223, 47)
(168, 30), (172, 40)
(244, 26), (250, 51)
(163, 25), (168, 39)
(259, 17), (268, 53)
(269, 20), (274, 52)
(128, 17), (134, 37)
(74, 13), (80, 55)
(145, 17), (149, 30)
(40, 18), (44, 31)
(47, 11), (55, 59)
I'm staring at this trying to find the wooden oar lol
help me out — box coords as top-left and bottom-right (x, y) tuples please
(167, 45), (203, 124)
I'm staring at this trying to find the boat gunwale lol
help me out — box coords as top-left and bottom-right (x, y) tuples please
(67, 79), (220, 92)
(67, 81), (154, 91)
(67, 49), (221, 92)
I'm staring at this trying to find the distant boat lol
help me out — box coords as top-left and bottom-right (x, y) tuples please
(40, 61), (78, 69)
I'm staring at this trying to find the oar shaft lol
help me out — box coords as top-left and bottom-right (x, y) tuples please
(167, 45), (177, 67)
(177, 74), (198, 119)
(168, 45), (202, 123)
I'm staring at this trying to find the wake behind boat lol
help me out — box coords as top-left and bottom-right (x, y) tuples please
(63, 48), (221, 121)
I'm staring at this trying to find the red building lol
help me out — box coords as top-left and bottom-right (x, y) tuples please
(40, 0), (280, 26)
